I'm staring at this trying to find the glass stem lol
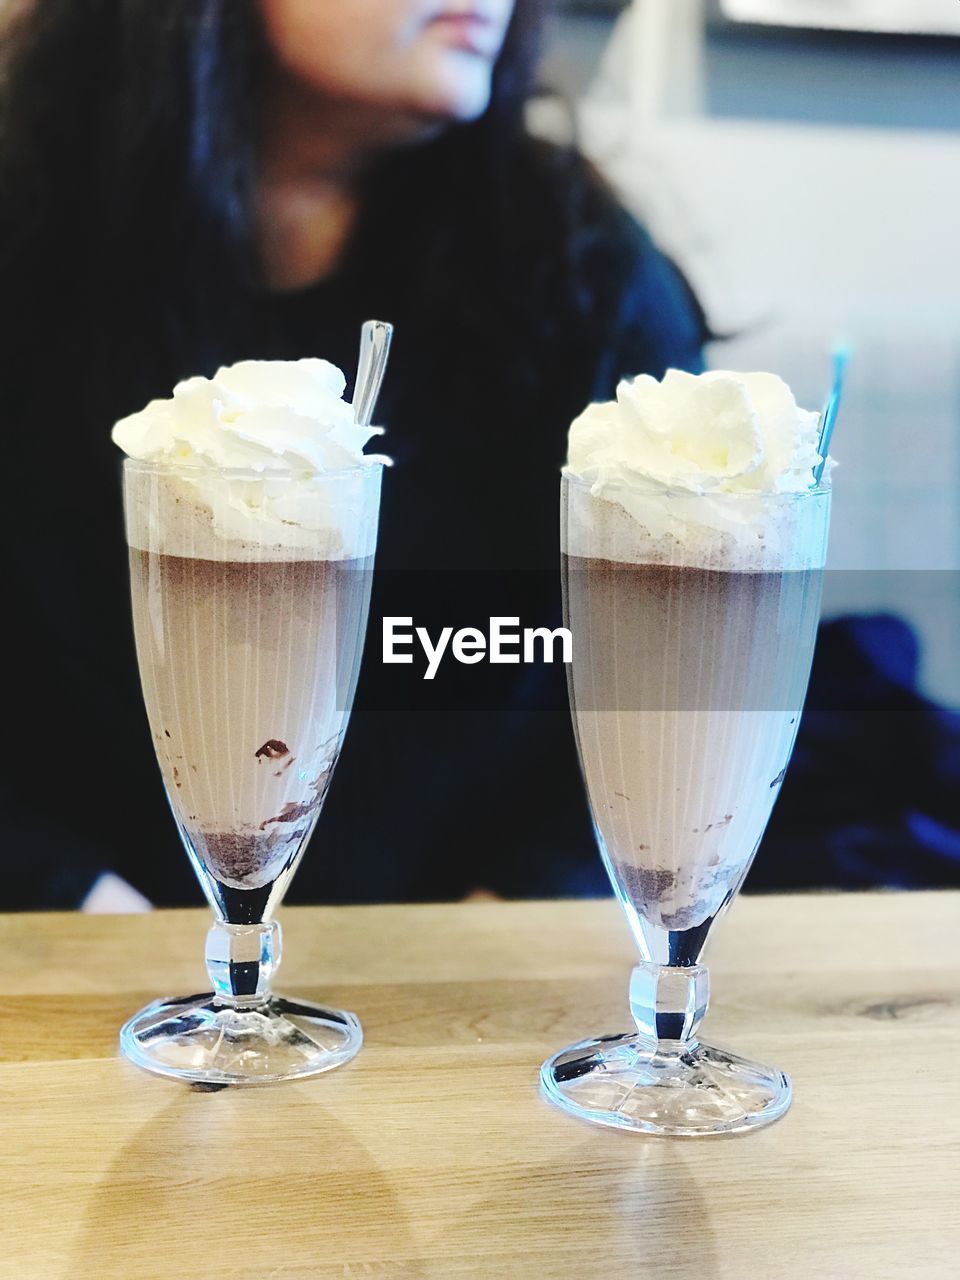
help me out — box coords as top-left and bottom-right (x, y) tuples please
(629, 960), (709, 1056)
(205, 920), (281, 1008)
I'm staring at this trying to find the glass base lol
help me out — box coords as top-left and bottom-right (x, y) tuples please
(540, 1033), (791, 1136)
(119, 993), (363, 1086)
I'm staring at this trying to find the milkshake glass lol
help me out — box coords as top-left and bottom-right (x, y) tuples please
(541, 369), (832, 1135)
(114, 360), (384, 1085)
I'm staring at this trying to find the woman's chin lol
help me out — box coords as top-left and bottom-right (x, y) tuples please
(408, 59), (494, 124)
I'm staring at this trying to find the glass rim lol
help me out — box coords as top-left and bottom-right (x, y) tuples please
(560, 469), (832, 501)
(122, 455), (385, 482)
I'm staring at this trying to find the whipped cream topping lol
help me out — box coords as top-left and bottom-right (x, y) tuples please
(567, 369), (826, 497)
(112, 358), (388, 473)
(114, 359), (387, 561)
(564, 369), (832, 571)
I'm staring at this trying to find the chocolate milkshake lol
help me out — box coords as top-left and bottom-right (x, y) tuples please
(113, 354), (387, 1085)
(563, 552), (823, 934)
(542, 367), (835, 1137)
(113, 355), (386, 924)
(128, 547), (372, 901)
(121, 440), (382, 921)
(561, 368), (832, 953)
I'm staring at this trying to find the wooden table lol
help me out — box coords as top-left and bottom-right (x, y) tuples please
(1, 893), (958, 1278)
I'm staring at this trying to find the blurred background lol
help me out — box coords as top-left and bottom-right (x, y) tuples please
(540, 0), (960, 707)
(3, 0), (958, 910)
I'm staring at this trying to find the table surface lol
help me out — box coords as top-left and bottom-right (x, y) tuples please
(1, 893), (958, 1279)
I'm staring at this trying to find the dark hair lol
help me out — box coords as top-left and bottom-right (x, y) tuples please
(0, 0), (704, 425)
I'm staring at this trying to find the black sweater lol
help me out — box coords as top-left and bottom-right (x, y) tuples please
(3, 176), (708, 908)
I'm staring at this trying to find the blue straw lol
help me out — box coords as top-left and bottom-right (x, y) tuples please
(813, 346), (848, 485)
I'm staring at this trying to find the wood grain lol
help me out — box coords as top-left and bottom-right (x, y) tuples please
(0, 893), (957, 1279)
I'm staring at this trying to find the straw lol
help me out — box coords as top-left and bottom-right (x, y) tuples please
(813, 346), (848, 485)
(353, 320), (394, 428)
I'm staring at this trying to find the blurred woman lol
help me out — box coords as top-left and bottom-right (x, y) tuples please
(0, 0), (707, 907)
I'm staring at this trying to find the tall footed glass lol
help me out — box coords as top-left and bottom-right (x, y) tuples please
(542, 475), (830, 1134)
(119, 458), (382, 1085)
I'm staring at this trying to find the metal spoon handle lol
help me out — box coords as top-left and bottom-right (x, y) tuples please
(353, 320), (394, 427)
